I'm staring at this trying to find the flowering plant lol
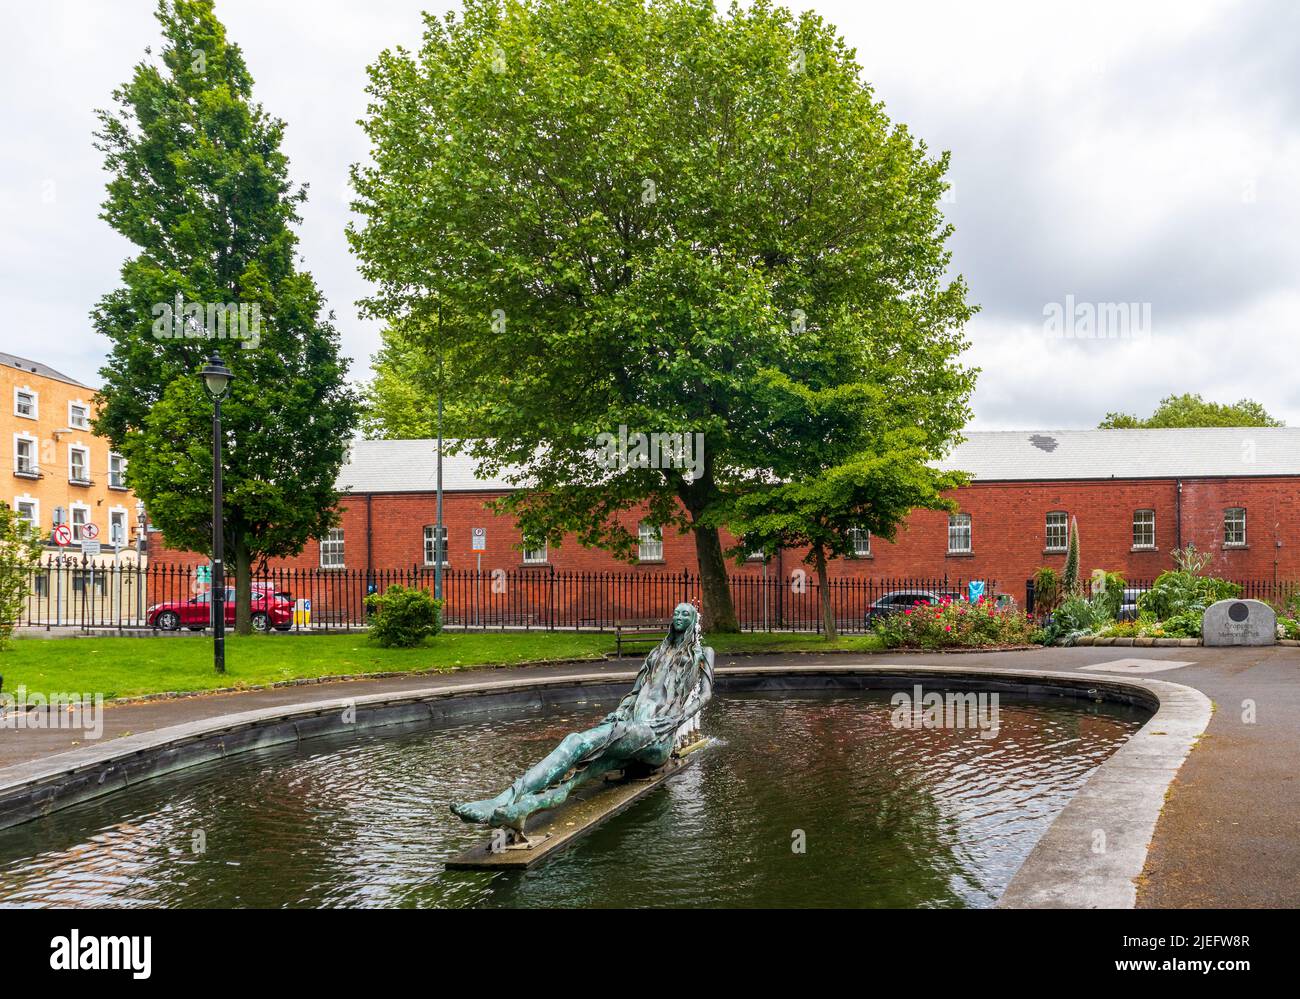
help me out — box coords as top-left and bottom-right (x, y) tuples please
(874, 596), (1038, 649)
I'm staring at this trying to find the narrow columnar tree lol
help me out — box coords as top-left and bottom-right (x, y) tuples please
(92, 0), (359, 633)
(1063, 517), (1081, 596)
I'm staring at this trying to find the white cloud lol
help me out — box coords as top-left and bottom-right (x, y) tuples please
(2, 0), (1297, 431)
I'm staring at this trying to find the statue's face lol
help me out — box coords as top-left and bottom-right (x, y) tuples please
(671, 604), (695, 635)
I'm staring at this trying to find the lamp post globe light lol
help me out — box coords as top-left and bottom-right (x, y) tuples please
(200, 352), (233, 674)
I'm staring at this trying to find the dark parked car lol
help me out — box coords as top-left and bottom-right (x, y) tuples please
(864, 590), (961, 627)
(148, 583), (293, 633)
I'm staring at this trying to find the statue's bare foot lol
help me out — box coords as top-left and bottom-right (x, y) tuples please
(450, 793), (511, 824)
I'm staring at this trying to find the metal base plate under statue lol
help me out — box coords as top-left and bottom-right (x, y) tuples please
(445, 737), (710, 870)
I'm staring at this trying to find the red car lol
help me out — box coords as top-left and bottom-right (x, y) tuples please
(148, 584), (294, 633)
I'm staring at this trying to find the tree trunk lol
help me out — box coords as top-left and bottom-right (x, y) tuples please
(234, 538), (252, 636)
(692, 525), (739, 633)
(813, 544), (837, 640)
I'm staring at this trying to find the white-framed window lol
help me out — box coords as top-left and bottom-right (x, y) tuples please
(849, 527), (872, 557)
(108, 452), (127, 489)
(1045, 511), (1068, 551)
(109, 506), (128, 546)
(13, 387), (37, 420)
(423, 525), (448, 566)
(13, 433), (38, 476)
(947, 513), (972, 554)
(14, 495), (38, 531)
(521, 537), (548, 564)
(320, 527), (345, 568)
(637, 522), (663, 562)
(1133, 509), (1156, 549)
(69, 503), (91, 542)
(1223, 507), (1247, 547)
(68, 444), (90, 483)
(68, 400), (90, 429)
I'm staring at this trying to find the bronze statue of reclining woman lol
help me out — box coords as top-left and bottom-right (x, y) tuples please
(451, 602), (714, 843)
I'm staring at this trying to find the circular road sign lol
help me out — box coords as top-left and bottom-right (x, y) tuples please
(81, 522), (99, 540)
(52, 524), (72, 546)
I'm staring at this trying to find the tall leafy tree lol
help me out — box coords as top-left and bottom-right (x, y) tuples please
(349, 0), (975, 630)
(92, 0), (359, 633)
(1100, 393), (1283, 429)
(717, 373), (967, 639)
(360, 319), (475, 439)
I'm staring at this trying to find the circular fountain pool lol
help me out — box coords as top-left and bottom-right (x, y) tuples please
(0, 690), (1144, 908)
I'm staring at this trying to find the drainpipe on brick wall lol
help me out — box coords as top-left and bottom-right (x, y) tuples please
(1175, 478), (1183, 552)
(366, 494), (373, 575)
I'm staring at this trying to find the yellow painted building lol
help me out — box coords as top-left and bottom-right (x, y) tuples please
(2, 352), (154, 627)
(2, 351), (143, 557)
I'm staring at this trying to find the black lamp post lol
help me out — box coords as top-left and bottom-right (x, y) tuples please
(135, 500), (148, 623)
(200, 352), (233, 674)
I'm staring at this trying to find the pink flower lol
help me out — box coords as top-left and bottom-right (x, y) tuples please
(945, 625), (952, 632)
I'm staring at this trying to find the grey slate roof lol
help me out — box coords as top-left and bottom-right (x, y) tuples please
(941, 428), (1300, 481)
(335, 428), (1300, 493)
(1, 352), (91, 389)
(335, 439), (524, 493)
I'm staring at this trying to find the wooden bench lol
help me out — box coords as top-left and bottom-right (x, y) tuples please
(614, 625), (663, 658)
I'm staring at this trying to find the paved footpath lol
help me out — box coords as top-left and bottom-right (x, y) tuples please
(1, 644), (1295, 908)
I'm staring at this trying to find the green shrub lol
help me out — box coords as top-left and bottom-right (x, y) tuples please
(365, 584), (442, 648)
(1099, 618), (1143, 638)
(1161, 611), (1204, 638)
(1171, 543), (1213, 575)
(1137, 571), (1240, 620)
(1041, 595), (1110, 645)
(1088, 570), (1126, 620)
(1, 503), (43, 650)
(1032, 566), (1061, 618)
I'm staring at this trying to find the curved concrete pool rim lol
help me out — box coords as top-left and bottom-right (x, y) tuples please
(0, 664), (1211, 909)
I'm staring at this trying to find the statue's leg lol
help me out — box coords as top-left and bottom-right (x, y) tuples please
(485, 723), (672, 834)
(450, 722), (614, 824)
(513, 722), (615, 797)
(488, 752), (626, 831)
(631, 737), (674, 769)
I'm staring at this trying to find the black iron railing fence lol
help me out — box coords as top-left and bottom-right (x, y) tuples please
(1025, 576), (1300, 615)
(10, 560), (999, 635)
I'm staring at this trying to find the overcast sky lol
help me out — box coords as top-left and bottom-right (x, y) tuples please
(3, 0), (1297, 429)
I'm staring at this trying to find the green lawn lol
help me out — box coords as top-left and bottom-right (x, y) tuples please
(0, 629), (883, 701)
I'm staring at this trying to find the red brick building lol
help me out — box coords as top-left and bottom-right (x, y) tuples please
(155, 428), (1300, 594)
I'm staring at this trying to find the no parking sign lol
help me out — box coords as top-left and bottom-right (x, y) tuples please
(471, 527), (486, 551)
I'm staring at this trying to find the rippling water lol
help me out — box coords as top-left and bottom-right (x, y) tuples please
(0, 691), (1144, 908)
